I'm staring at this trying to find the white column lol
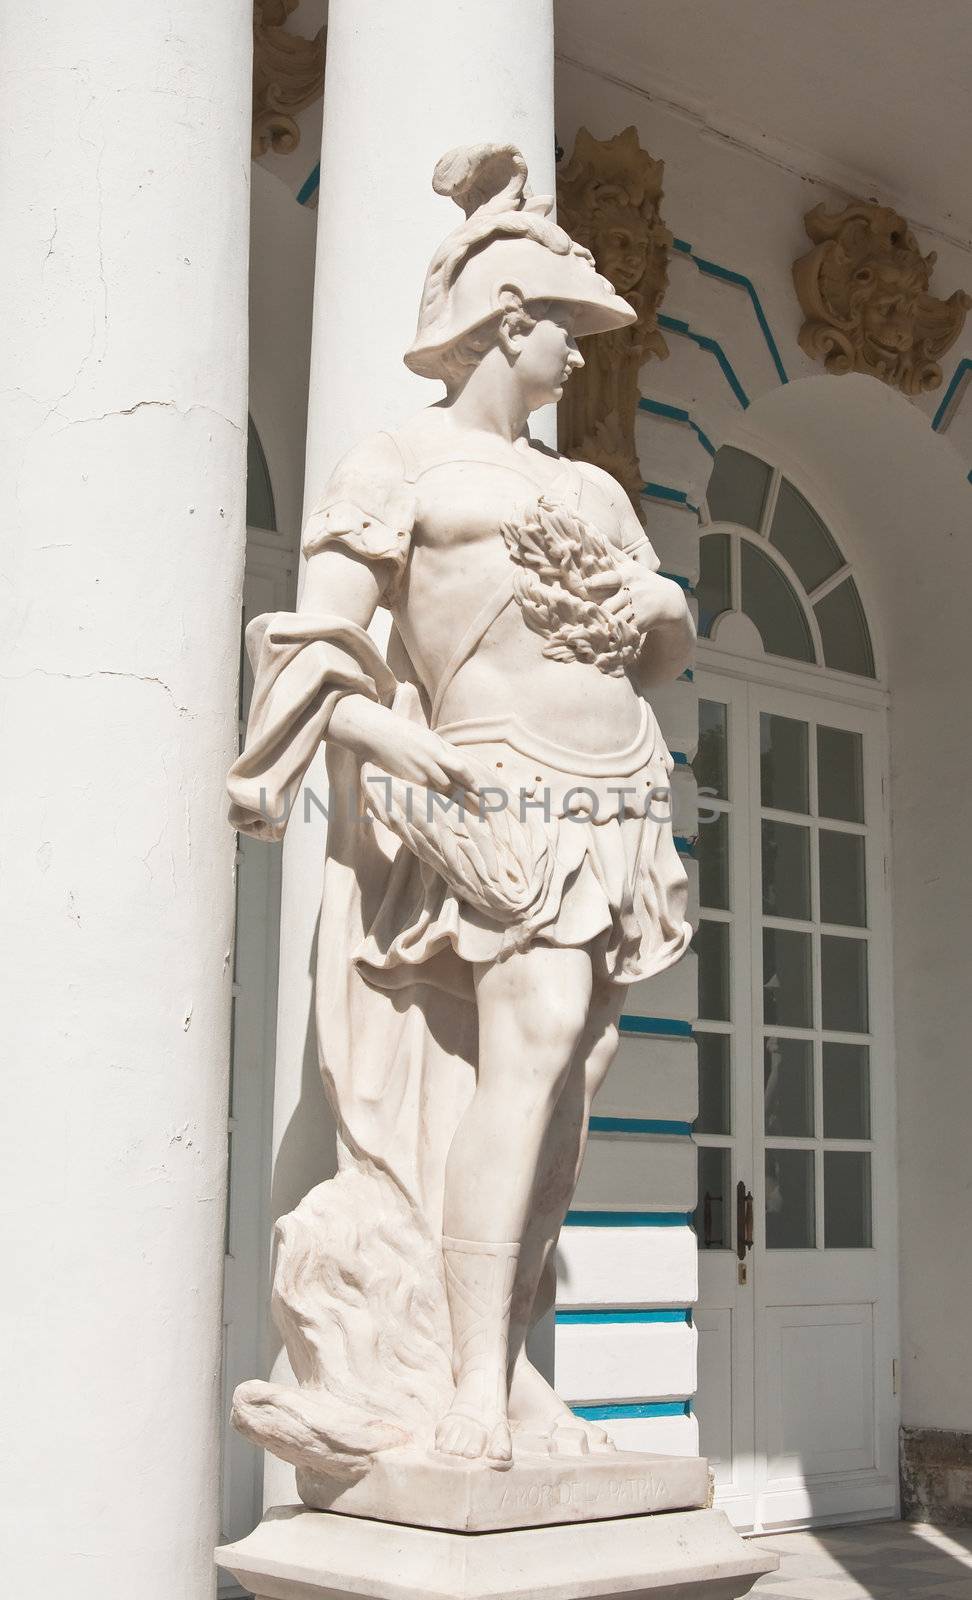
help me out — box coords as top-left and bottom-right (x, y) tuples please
(0, 4), (251, 1596)
(265, 0), (556, 1502)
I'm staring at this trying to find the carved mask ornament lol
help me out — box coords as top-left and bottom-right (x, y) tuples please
(793, 201), (970, 396)
(557, 126), (672, 513)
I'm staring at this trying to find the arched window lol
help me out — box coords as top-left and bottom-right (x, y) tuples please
(698, 446), (875, 679)
(246, 415), (277, 533)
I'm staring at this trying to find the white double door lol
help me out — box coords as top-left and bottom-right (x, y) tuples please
(692, 668), (900, 1533)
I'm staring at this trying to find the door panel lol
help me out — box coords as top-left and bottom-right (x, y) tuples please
(765, 1302), (876, 1477)
(695, 676), (757, 1527)
(695, 1306), (734, 1487)
(694, 670), (898, 1534)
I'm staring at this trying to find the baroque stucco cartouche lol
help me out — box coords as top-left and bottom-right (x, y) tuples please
(793, 200), (971, 396)
(557, 125), (672, 512)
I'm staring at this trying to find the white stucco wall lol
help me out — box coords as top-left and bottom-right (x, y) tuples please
(249, 162), (318, 543)
(555, 52), (972, 1440)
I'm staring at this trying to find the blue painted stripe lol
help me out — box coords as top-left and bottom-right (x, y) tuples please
(565, 1210), (693, 1228)
(673, 834), (696, 858)
(296, 162), (321, 207)
(642, 480), (688, 504)
(694, 258), (789, 386)
(572, 1401), (692, 1420)
(619, 1015), (693, 1038)
(658, 313), (751, 410)
(681, 667), (695, 681)
(638, 395), (716, 457)
(660, 571), (694, 592)
(589, 1116), (693, 1137)
(557, 1309), (691, 1325)
(931, 358), (972, 432)
(671, 238), (788, 385)
(641, 481), (700, 515)
(672, 750), (689, 766)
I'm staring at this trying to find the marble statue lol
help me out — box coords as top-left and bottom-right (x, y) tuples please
(226, 143), (700, 1530)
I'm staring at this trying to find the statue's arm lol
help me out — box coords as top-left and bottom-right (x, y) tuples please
(228, 434), (482, 836)
(299, 546), (480, 796)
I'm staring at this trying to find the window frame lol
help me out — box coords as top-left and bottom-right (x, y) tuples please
(699, 451), (885, 704)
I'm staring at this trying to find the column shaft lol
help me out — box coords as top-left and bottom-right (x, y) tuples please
(0, 3), (252, 1594)
(265, 0), (555, 1504)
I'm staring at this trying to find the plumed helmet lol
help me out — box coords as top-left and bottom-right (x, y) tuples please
(404, 143), (636, 380)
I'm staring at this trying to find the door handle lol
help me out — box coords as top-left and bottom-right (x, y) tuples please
(736, 1179), (754, 1261)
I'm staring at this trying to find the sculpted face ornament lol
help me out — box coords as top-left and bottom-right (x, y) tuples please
(557, 125), (673, 511)
(224, 144), (702, 1533)
(793, 200), (971, 396)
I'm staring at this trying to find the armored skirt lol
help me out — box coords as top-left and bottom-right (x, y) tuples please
(354, 703), (691, 1001)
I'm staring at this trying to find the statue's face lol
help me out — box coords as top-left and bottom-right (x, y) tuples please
(511, 306), (584, 410)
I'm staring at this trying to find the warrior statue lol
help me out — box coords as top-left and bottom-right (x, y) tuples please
(227, 143), (696, 1517)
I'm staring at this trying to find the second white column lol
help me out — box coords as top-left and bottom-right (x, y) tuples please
(265, 0), (556, 1502)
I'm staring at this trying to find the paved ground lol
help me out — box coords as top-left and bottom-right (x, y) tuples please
(751, 1521), (972, 1599)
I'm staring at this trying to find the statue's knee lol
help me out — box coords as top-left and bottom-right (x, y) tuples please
(513, 1048), (574, 1114)
(586, 1022), (620, 1092)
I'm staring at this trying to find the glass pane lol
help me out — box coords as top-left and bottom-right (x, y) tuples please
(823, 1043), (871, 1139)
(699, 810), (730, 910)
(769, 478), (844, 592)
(696, 920), (730, 1022)
(741, 541), (815, 663)
(761, 713), (810, 813)
(817, 725), (864, 823)
(815, 578), (875, 678)
(763, 928), (813, 1027)
(824, 1151), (872, 1247)
(764, 1037), (814, 1136)
(697, 533), (732, 637)
(762, 820), (811, 920)
(694, 699), (729, 800)
(821, 935), (869, 1033)
(696, 1033), (731, 1135)
(765, 1148), (815, 1248)
(706, 445), (771, 530)
(246, 415), (277, 532)
(819, 830), (867, 927)
(695, 1146), (732, 1250)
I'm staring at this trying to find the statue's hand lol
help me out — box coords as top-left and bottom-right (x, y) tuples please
(589, 565), (689, 636)
(330, 694), (484, 796)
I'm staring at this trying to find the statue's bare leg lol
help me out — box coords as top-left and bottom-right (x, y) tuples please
(507, 978), (625, 1446)
(435, 945), (595, 1464)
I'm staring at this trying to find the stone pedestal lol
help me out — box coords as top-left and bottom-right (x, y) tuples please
(217, 1504), (778, 1600)
(295, 1446), (710, 1533)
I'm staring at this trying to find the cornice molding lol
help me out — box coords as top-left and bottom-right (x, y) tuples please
(555, 36), (972, 256)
